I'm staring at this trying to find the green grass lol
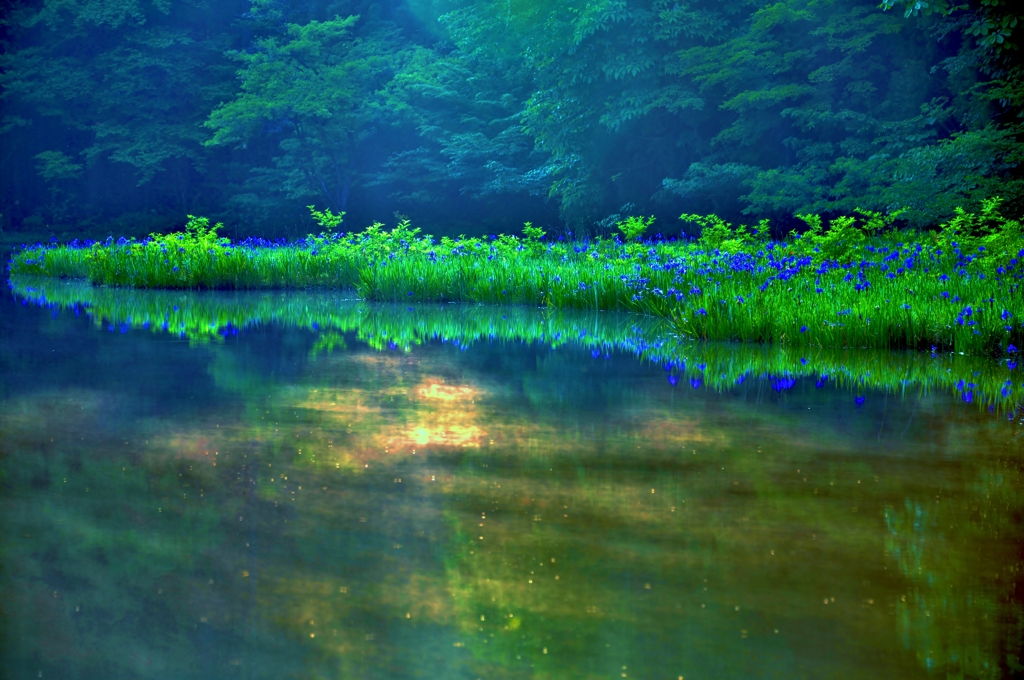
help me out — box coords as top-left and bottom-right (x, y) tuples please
(9, 275), (1021, 414)
(7, 205), (1023, 357)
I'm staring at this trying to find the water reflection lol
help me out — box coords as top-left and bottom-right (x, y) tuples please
(1, 281), (1022, 679)
(9, 275), (1023, 413)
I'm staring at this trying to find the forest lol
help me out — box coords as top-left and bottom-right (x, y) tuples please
(1, 0), (1022, 241)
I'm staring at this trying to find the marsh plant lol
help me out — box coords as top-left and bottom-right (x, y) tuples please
(9, 204), (1023, 357)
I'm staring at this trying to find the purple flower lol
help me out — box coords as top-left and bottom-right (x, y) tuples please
(690, 377), (702, 389)
(1009, 359), (1019, 370)
(696, 308), (707, 316)
(854, 395), (865, 406)
(800, 357), (807, 365)
(799, 325), (807, 333)
(668, 374), (679, 386)
(1008, 344), (1018, 354)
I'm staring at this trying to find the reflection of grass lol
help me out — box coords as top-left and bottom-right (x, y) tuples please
(10, 275), (1022, 413)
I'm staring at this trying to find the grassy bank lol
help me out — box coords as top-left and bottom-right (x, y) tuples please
(7, 204), (1024, 357)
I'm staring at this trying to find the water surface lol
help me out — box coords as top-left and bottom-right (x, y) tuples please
(1, 282), (1022, 679)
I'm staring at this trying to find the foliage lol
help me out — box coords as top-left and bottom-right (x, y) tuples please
(0, 0), (243, 223)
(520, 222), (547, 254)
(204, 14), (386, 214)
(33, 150), (83, 183)
(880, 0), (1021, 53)
(308, 205), (346, 232)
(681, 213), (769, 253)
(934, 196), (1023, 272)
(0, 0), (1021, 237)
(615, 215), (654, 241)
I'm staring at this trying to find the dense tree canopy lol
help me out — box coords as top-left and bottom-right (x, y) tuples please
(1, 0), (1021, 238)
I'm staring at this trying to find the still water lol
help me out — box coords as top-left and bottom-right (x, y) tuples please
(1, 279), (1022, 680)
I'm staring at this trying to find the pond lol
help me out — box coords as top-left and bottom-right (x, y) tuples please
(2, 278), (1022, 680)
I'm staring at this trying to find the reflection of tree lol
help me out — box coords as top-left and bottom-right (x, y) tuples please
(885, 453), (1024, 680)
(0, 390), (236, 678)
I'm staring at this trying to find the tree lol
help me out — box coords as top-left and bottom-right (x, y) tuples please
(205, 12), (411, 221)
(0, 0), (244, 229)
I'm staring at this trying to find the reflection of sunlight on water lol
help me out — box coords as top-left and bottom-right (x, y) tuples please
(417, 383), (478, 402)
(411, 379), (483, 448)
(409, 420), (483, 448)
(291, 377), (488, 464)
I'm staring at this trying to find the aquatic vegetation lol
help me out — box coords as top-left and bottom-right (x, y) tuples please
(9, 276), (1022, 416)
(8, 203), (1024, 357)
